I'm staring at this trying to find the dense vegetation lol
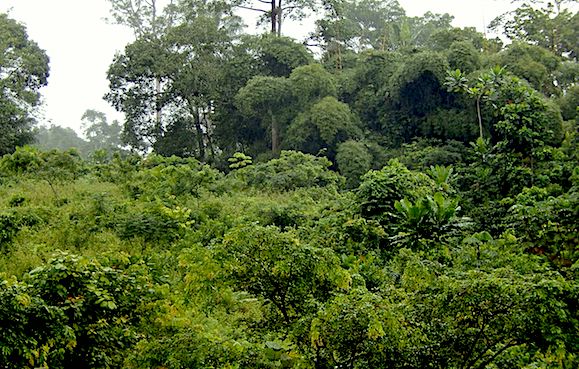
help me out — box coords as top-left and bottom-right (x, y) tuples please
(1, 0), (578, 368)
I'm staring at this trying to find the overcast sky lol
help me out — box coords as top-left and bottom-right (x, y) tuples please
(1, 0), (518, 134)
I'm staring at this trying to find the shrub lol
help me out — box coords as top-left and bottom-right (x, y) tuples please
(235, 151), (344, 191)
(336, 140), (373, 189)
(357, 159), (435, 221)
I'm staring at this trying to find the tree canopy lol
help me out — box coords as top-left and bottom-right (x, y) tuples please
(1, 1), (579, 367)
(0, 13), (49, 155)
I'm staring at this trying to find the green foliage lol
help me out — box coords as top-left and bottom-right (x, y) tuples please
(235, 75), (292, 152)
(494, 76), (564, 153)
(388, 51), (450, 116)
(338, 50), (400, 132)
(1, 146), (83, 178)
(0, 252), (160, 369)
(2, 1), (579, 365)
(289, 63), (337, 107)
(309, 288), (400, 368)
(0, 145), (42, 175)
(128, 158), (223, 199)
(219, 224), (349, 324)
(286, 96), (362, 154)
(25, 252), (159, 369)
(336, 140), (373, 188)
(115, 204), (189, 244)
(447, 40), (481, 74)
(235, 76), (291, 117)
(420, 108), (479, 142)
(313, 0), (454, 54)
(357, 159), (435, 220)
(445, 66), (508, 140)
(228, 152), (253, 169)
(254, 34), (313, 77)
(393, 192), (466, 250)
(396, 138), (467, 169)
(0, 279), (74, 369)
(0, 143), (577, 368)
(0, 13), (49, 155)
(1, 146), (84, 199)
(490, 1), (578, 58)
(106, 7), (236, 158)
(507, 186), (579, 272)
(429, 26), (486, 51)
(235, 151), (344, 191)
(490, 42), (562, 96)
(0, 213), (20, 248)
(81, 109), (123, 153)
(404, 269), (577, 368)
(559, 85), (579, 121)
(34, 125), (89, 155)
(428, 164), (457, 192)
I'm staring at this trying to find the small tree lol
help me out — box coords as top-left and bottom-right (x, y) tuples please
(445, 66), (507, 140)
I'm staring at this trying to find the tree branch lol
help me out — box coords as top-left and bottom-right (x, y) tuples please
(473, 340), (524, 369)
(234, 4), (268, 12)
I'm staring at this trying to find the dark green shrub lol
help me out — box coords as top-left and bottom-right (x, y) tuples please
(26, 252), (160, 369)
(236, 151), (344, 191)
(336, 140), (373, 189)
(7, 194), (26, 207)
(357, 159), (435, 221)
(0, 213), (19, 246)
(0, 280), (74, 369)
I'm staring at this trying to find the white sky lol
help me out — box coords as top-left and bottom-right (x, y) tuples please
(0, 0), (518, 133)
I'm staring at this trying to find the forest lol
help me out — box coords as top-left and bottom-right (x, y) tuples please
(0, 0), (578, 368)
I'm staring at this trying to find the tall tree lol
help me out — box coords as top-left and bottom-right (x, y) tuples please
(81, 109), (123, 152)
(312, 0), (407, 54)
(106, 3), (236, 159)
(312, 0), (453, 57)
(490, 0), (579, 59)
(106, 0), (171, 36)
(0, 13), (49, 155)
(106, 0), (173, 148)
(235, 76), (291, 154)
(211, 34), (311, 158)
(235, 0), (317, 35)
(34, 125), (88, 153)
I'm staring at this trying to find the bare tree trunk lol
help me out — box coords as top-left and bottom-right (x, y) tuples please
(150, 0), (157, 30)
(271, 0), (277, 34)
(277, 0), (282, 36)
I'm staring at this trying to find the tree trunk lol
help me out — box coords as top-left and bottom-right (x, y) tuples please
(476, 95), (483, 139)
(271, 0), (277, 34)
(155, 77), (162, 137)
(277, 0), (282, 36)
(203, 111), (216, 162)
(194, 108), (206, 161)
(269, 108), (279, 154)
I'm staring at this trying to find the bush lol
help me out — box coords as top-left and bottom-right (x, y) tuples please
(336, 140), (373, 189)
(0, 213), (19, 247)
(357, 159), (435, 221)
(0, 280), (74, 369)
(26, 252), (160, 369)
(126, 160), (224, 199)
(235, 151), (344, 191)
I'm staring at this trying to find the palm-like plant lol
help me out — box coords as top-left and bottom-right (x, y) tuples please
(393, 192), (467, 249)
